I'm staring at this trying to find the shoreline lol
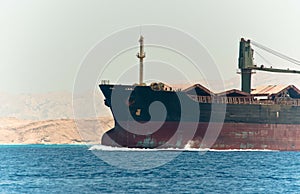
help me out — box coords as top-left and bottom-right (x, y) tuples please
(0, 143), (93, 147)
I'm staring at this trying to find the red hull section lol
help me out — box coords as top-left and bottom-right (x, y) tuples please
(102, 122), (300, 151)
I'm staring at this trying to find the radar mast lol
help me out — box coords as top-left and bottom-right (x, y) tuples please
(137, 36), (146, 85)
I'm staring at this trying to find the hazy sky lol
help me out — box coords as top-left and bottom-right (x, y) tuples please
(1, 0), (300, 93)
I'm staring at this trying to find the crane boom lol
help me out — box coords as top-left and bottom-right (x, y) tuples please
(251, 66), (300, 74)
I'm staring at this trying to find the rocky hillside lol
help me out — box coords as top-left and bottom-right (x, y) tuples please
(0, 117), (114, 144)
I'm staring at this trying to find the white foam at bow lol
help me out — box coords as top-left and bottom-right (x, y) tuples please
(88, 144), (277, 152)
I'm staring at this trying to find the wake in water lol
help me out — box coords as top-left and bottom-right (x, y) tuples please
(88, 144), (277, 152)
(89, 144), (191, 152)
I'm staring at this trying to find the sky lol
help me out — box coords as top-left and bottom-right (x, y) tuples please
(1, 0), (300, 93)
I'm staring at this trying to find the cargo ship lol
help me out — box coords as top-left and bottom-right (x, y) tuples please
(99, 36), (300, 150)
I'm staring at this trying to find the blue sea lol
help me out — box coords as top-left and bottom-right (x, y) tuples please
(0, 145), (300, 193)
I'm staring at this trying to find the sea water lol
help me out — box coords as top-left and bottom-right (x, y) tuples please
(0, 145), (300, 193)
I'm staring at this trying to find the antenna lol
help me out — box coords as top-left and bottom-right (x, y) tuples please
(139, 25), (142, 36)
(137, 35), (146, 85)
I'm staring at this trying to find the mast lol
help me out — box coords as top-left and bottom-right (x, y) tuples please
(137, 36), (145, 85)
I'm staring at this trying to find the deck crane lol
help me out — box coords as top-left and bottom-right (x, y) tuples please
(238, 38), (300, 93)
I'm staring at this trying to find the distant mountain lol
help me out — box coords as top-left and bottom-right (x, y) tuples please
(0, 117), (113, 144)
(0, 90), (110, 120)
(0, 89), (114, 144)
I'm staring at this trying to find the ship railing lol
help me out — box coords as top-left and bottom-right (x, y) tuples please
(101, 80), (110, 85)
(188, 95), (300, 106)
(188, 95), (256, 104)
(211, 97), (257, 104)
(274, 98), (300, 106)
